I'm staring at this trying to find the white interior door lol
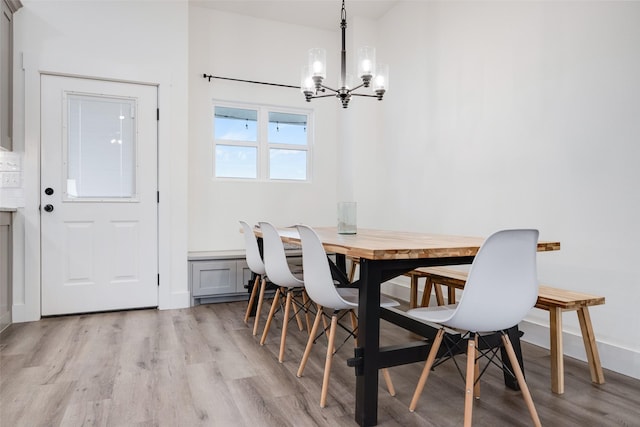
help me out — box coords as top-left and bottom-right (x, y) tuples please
(41, 75), (158, 316)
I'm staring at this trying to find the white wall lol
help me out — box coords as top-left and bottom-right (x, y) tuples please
(10, 0), (639, 380)
(188, 6), (340, 251)
(12, 0), (190, 319)
(373, 1), (640, 379)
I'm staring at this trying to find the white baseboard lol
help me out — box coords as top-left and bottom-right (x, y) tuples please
(382, 280), (640, 381)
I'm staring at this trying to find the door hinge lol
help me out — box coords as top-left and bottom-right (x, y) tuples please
(157, 274), (160, 286)
(157, 191), (159, 203)
(157, 108), (160, 121)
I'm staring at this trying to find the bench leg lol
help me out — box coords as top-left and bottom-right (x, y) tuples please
(434, 282), (445, 305)
(577, 307), (605, 385)
(420, 278), (433, 307)
(410, 276), (419, 309)
(448, 286), (456, 304)
(549, 307), (564, 394)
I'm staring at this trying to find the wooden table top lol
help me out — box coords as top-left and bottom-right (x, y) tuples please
(255, 226), (561, 261)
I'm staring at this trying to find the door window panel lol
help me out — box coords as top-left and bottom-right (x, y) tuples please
(66, 94), (137, 199)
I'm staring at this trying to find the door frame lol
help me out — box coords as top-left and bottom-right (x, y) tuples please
(39, 74), (160, 315)
(14, 59), (190, 322)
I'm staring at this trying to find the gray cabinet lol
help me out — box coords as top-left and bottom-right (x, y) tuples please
(0, 210), (12, 331)
(188, 250), (302, 305)
(188, 251), (253, 305)
(1, 1), (22, 151)
(190, 259), (251, 300)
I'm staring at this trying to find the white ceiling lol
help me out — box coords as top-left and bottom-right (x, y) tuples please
(190, 0), (399, 31)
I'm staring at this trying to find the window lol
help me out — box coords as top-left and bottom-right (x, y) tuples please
(213, 103), (312, 181)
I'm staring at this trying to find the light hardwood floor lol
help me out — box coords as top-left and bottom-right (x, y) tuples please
(1, 301), (638, 426)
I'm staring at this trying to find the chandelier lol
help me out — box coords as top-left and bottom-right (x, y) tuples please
(300, 0), (389, 109)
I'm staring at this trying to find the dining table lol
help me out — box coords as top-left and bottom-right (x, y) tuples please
(253, 226), (561, 427)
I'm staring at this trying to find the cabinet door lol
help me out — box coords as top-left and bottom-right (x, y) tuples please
(191, 260), (238, 297)
(236, 260), (252, 293)
(1, 2), (13, 151)
(0, 212), (11, 331)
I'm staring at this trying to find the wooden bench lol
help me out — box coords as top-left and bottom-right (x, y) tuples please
(408, 266), (606, 394)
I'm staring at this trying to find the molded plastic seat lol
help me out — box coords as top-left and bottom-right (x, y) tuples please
(295, 224), (399, 408)
(258, 221), (310, 363)
(407, 229), (542, 427)
(239, 221), (269, 336)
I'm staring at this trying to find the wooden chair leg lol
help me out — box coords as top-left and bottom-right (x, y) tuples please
(382, 368), (396, 396)
(292, 291), (305, 332)
(501, 333), (542, 427)
(420, 278), (433, 307)
(252, 277), (267, 336)
(260, 287), (281, 345)
(463, 335), (476, 427)
(348, 261), (357, 282)
(320, 314), (338, 408)
(322, 311), (329, 333)
(474, 334), (480, 399)
(549, 306), (564, 394)
(409, 328), (445, 412)
(279, 290), (293, 363)
(297, 305), (324, 377)
(577, 307), (605, 385)
(349, 309), (358, 346)
(244, 275), (260, 324)
(302, 291), (312, 334)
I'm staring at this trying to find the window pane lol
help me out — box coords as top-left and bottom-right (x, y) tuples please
(269, 149), (307, 180)
(67, 95), (136, 199)
(215, 145), (257, 178)
(268, 112), (307, 145)
(214, 106), (257, 141)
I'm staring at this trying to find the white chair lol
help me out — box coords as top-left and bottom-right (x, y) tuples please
(407, 229), (542, 427)
(295, 224), (399, 408)
(258, 221), (310, 363)
(240, 221), (269, 336)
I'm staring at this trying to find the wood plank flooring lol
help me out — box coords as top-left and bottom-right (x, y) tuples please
(1, 301), (638, 426)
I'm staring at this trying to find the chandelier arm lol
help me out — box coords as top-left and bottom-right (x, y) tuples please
(310, 94), (339, 99)
(349, 82), (367, 92)
(319, 84), (340, 94)
(350, 93), (380, 98)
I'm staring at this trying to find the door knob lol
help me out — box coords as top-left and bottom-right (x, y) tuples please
(45, 187), (54, 195)
(44, 204), (54, 212)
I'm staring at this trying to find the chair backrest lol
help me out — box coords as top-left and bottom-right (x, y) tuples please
(258, 222), (303, 289)
(444, 229), (539, 332)
(239, 221), (266, 276)
(296, 224), (354, 310)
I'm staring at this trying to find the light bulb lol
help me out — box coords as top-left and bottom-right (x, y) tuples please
(361, 59), (372, 74)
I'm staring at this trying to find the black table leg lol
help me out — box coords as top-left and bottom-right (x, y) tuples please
(355, 259), (382, 427)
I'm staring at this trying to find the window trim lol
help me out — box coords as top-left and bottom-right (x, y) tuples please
(213, 100), (313, 182)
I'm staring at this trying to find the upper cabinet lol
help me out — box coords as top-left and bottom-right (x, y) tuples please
(1, 0), (22, 151)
